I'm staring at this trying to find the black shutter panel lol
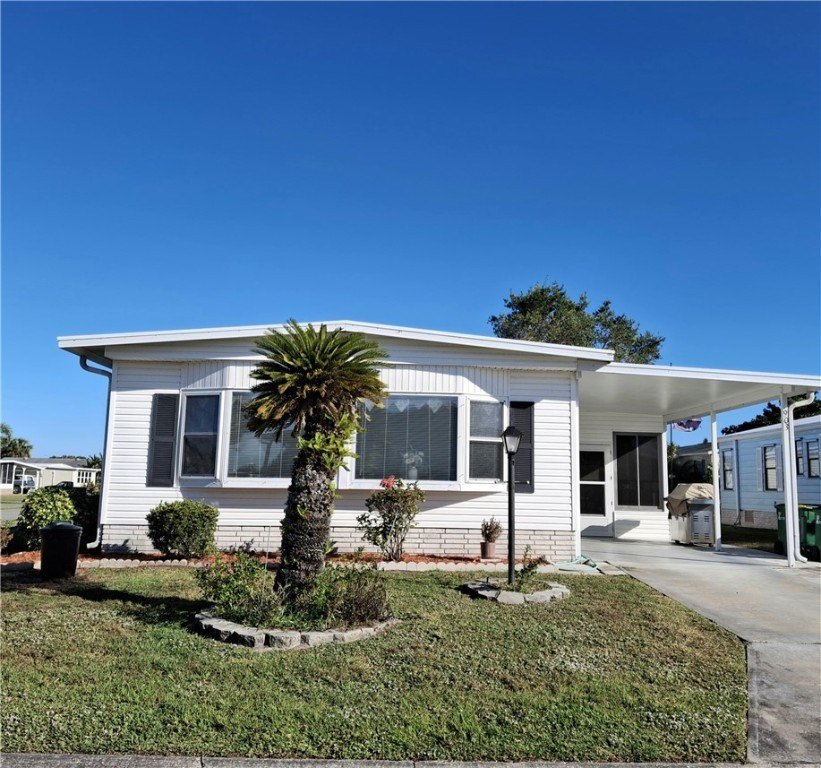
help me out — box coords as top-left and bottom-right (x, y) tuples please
(147, 394), (179, 487)
(510, 401), (534, 493)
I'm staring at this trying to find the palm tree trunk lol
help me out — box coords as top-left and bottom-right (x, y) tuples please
(275, 446), (335, 598)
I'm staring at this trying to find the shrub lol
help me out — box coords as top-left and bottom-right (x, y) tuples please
(67, 488), (100, 548)
(1, 521), (14, 552)
(146, 500), (218, 558)
(509, 546), (549, 593)
(481, 517), (503, 543)
(15, 487), (76, 549)
(197, 551), (282, 627)
(299, 562), (390, 628)
(358, 476), (425, 561)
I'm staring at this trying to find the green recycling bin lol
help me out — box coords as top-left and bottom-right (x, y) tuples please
(774, 504), (821, 561)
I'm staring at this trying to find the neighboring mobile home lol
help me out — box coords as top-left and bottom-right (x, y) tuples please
(0, 458), (100, 493)
(58, 322), (820, 561)
(718, 416), (821, 529)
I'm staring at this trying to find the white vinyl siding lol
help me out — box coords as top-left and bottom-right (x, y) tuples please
(103, 360), (575, 535)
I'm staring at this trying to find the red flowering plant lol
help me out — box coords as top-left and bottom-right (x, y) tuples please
(357, 476), (425, 561)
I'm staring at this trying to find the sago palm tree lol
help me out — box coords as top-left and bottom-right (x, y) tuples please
(246, 321), (387, 597)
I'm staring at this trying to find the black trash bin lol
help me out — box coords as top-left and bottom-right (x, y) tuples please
(40, 522), (83, 578)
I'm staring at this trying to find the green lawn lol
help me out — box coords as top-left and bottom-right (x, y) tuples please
(722, 523), (778, 553)
(1, 568), (746, 762)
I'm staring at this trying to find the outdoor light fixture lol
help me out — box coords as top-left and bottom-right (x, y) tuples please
(502, 425), (523, 584)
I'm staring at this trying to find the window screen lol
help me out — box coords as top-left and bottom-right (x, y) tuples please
(763, 445), (778, 490)
(356, 396), (458, 481)
(469, 401), (503, 481)
(181, 395), (220, 477)
(227, 393), (299, 478)
(615, 434), (660, 508)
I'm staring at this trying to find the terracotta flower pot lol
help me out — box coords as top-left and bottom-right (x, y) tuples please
(481, 541), (496, 559)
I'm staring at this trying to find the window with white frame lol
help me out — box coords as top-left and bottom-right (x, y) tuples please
(808, 440), (820, 478)
(722, 449), (734, 490)
(227, 392), (299, 478)
(763, 445), (778, 490)
(468, 400), (504, 481)
(795, 440), (805, 476)
(181, 394), (220, 477)
(355, 396), (458, 481)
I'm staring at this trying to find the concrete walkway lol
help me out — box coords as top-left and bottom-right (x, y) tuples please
(582, 539), (821, 766)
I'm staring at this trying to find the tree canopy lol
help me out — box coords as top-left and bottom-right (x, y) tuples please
(1, 423), (32, 458)
(489, 281), (664, 364)
(721, 397), (820, 435)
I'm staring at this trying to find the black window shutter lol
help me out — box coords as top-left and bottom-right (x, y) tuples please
(147, 394), (179, 487)
(510, 402), (534, 493)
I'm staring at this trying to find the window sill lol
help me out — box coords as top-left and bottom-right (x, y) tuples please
(346, 480), (506, 493)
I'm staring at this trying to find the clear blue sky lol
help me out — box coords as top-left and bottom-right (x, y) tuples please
(2, 2), (819, 456)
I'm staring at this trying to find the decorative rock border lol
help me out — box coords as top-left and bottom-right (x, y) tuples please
(461, 579), (570, 606)
(191, 609), (397, 651)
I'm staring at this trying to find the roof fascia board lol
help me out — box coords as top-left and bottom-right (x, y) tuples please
(58, 321), (615, 363)
(604, 362), (821, 389)
(718, 414), (821, 443)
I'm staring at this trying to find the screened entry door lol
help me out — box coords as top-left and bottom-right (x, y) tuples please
(579, 445), (614, 537)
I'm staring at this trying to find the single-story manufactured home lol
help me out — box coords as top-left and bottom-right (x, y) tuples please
(58, 321), (820, 564)
(718, 415), (821, 529)
(0, 458), (100, 494)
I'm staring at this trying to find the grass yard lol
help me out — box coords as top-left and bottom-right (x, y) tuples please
(1, 568), (746, 762)
(722, 523), (778, 553)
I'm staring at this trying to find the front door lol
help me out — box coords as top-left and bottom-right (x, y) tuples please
(580, 445), (614, 537)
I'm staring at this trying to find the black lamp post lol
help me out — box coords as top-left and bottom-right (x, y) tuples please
(502, 425), (523, 585)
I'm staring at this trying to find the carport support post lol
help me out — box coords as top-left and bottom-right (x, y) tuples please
(779, 393), (797, 567)
(710, 411), (722, 551)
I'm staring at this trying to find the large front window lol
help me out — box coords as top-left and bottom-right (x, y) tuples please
(356, 396), (458, 481)
(615, 433), (660, 508)
(227, 393), (299, 478)
(181, 394), (220, 476)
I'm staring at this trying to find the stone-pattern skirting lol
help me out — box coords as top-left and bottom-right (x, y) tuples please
(192, 609), (396, 650)
(100, 524), (576, 562)
(462, 579), (570, 606)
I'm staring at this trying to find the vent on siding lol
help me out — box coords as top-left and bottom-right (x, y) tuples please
(147, 394), (179, 487)
(510, 401), (534, 493)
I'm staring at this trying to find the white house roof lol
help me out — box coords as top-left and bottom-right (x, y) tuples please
(717, 414), (821, 443)
(57, 320), (616, 364)
(0, 458), (93, 471)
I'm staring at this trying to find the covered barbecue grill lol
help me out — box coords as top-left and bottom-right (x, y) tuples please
(667, 483), (715, 545)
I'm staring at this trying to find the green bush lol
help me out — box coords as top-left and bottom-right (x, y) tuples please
(16, 488), (76, 549)
(197, 555), (390, 631)
(358, 476), (425, 561)
(1, 521), (14, 552)
(67, 488), (100, 548)
(196, 552), (282, 627)
(146, 500), (218, 558)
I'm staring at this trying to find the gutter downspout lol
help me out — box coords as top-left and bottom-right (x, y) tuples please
(79, 356), (112, 549)
(784, 391), (815, 565)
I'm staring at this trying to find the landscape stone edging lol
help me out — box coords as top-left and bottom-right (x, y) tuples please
(191, 609), (398, 651)
(461, 579), (571, 606)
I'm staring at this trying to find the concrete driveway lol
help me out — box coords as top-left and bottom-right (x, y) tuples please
(582, 539), (821, 765)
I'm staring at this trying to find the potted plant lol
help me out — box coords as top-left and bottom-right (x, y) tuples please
(480, 517), (502, 559)
(402, 449), (424, 481)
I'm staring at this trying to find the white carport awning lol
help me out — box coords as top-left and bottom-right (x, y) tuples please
(579, 363), (820, 422)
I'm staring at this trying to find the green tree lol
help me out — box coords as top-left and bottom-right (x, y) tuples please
(0, 423), (33, 458)
(245, 321), (387, 598)
(489, 281), (664, 364)
(722, 396), (820, 435)
(86, 454), (103, 469)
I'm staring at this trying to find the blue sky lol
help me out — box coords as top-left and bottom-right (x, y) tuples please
(2, 2), (819, 456)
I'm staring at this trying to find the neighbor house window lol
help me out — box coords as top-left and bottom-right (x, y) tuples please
(808, 440), (820, 478)
(181, 394), (220, 477)
(356, 396), (458, 481)
(615, 433), (661, 508)
(227, 392), (299, 478)
(763, 445), (778, 491)
(468, 401), (504, 481)
(796, 440), (805, 476)
(722, 449), (734, 490)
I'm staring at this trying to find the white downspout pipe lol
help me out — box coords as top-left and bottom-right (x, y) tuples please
(710, 411), (722, 551)
(782, 391), (815, 566)
(79, 356), (112, 550)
